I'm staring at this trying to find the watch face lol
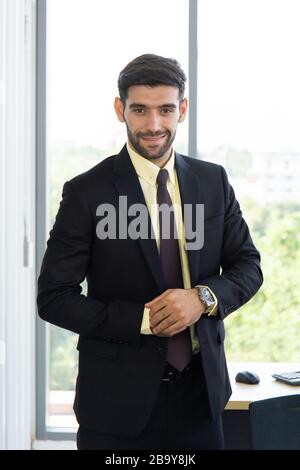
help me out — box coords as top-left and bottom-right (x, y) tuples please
(201, 288), (214, 304)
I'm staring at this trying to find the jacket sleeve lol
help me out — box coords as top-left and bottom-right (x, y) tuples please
(200, 166), (263, 320)
(37, 180), (143, 347)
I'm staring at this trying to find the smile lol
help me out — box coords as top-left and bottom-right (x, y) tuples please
(140, 135), (166, 142)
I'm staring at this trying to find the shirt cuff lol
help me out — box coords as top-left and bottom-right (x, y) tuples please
(140, 307), (153, 334)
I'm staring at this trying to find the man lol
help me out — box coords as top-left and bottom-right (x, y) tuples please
(37, 54), (263, 450)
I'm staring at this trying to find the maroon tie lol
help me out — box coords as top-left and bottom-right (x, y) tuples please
(156, 168), (192, 372)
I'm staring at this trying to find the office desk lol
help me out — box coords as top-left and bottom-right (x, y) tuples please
(224, 362), (300, 449)
(227, 362), (300, 409)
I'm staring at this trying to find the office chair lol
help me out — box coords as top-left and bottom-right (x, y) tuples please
(249, 394), (300, 449)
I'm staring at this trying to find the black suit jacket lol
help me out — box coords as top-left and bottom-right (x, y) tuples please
(37, 145), (263, 437)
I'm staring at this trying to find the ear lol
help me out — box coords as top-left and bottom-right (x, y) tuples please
(178, 97), (188, 123)
(114, 97), (125, 123)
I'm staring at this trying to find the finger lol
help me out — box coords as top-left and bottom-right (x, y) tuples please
(149, 300), (168, 316)
(158, 323), (188, 337)
(152, 315), (177, 335)
(144, 289), (171, 307)
(150, 306), (170, 328)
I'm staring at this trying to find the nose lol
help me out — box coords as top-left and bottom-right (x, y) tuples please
(144, 110), (162, 133)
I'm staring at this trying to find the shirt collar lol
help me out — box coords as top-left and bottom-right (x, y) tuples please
(127, 142), (176, 187)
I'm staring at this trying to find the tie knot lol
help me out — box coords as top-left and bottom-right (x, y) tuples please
(156, 168), (169, 187)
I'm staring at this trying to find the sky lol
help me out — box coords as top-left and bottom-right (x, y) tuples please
(48, 0), (300, 153)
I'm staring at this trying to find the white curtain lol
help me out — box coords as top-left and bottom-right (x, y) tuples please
(0, 0), (36, 450)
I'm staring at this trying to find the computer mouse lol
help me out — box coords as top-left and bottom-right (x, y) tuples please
(235, 370), (260, 385)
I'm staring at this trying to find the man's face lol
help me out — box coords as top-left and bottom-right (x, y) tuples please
(114, 85), (188, 163)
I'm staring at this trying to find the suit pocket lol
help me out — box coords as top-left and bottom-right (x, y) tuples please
(77, 337), (120, 359)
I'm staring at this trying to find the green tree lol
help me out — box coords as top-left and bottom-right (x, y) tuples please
(50, 325), (78, 391)
(225, 203), (300, 362)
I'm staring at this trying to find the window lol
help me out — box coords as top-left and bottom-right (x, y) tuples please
(197, 0), (300, 361)
(37, 0), (300, 439)
(40, 0), (188, 435)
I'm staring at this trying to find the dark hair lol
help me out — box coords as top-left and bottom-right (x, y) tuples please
(118, 54), (186, 104)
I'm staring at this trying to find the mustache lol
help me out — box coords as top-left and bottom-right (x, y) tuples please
(137, 131), (170, 138)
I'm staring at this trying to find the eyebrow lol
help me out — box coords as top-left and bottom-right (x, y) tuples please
(129, 103), (177, 109)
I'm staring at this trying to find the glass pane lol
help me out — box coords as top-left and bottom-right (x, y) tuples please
(47, 0), (188, 429)
(198, 0), (300, 362)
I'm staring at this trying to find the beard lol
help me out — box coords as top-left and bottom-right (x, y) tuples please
(125, 122), (177, 161)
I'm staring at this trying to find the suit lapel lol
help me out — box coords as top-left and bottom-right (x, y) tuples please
(112, 146), (165, 292)
(175, 153), (203, 287)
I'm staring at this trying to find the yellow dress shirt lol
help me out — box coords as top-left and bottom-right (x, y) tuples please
(127, 143), (217, 355)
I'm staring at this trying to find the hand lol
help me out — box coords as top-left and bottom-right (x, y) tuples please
(145, 288), (205, 337)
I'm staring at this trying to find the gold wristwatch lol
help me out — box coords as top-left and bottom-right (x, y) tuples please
(195, 285), (216, 314)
